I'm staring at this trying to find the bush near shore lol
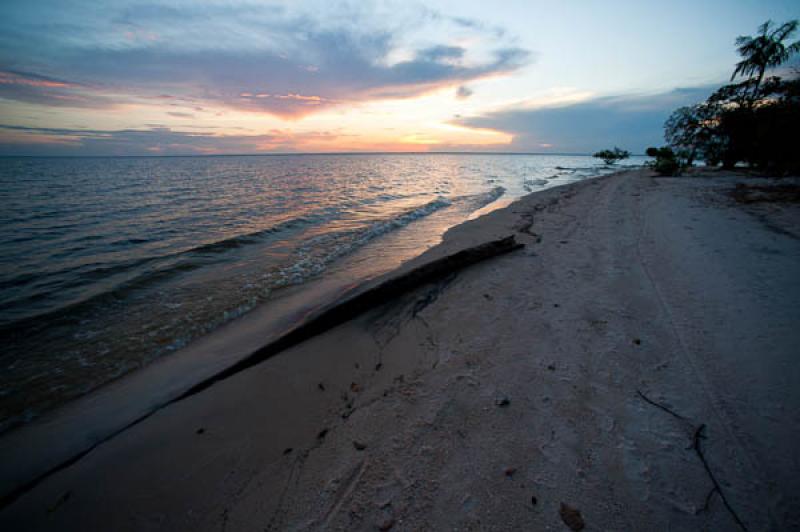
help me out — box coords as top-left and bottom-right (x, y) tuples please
(593, 147), (630, 165)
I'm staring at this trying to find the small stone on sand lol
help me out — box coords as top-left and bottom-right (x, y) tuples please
(559, 502), (585, 531)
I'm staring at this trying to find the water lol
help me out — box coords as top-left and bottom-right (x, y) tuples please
(0, 153), (644, 431)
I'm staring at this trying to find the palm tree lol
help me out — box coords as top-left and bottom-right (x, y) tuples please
(731, 19), (800, 105)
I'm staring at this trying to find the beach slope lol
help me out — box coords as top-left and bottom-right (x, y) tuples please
(2, 169), (799, 530)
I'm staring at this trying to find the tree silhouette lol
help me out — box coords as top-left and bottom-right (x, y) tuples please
(593, 147), (630, 165)
(660, 20), (800, 173)
(664, 104), (718, 166)
(731, 20), (800, 105)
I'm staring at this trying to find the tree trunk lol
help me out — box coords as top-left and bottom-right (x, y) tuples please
(750, 67), (766, 108)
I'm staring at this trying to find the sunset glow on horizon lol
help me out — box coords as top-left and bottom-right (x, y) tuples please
(1, 0), (796, 156)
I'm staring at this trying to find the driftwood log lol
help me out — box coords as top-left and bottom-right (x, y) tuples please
(0, 235), (523, 509)
(181, 234), (523, 398)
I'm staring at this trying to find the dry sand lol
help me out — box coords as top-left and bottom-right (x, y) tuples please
(1, 168), (799, 530)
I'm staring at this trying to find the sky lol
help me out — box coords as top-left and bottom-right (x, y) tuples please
(0, 0), (797, 156)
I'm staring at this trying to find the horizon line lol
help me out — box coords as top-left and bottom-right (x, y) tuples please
(0, 151), (649, 159)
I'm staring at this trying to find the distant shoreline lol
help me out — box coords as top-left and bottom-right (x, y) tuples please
(0, 151), (647, 159)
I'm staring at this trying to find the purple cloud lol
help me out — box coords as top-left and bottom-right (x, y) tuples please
(0, 124), (338, 156)
(0, 2), (531, 118)
(452, 86), (716, 153)
(0, 70), (117, 109)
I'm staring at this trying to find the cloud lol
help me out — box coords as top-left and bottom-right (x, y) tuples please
(0, 70), (117, 109)
(451, 86), (715, 153)
(166, 111), (195, 118)
(0, 1), (531, 118)
(0, 124), (339, 156)
(456, 85), (473, 99)
(449, 15), (506, 38)
(416, 45), (465, 63)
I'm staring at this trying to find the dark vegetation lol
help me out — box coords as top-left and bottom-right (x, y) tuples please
(648, 20), (800, 175)
(593, 147), (630, 165)
(645, 147), (681, 177)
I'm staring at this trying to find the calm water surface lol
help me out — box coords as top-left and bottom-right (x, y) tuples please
(0, 153), (644, 431)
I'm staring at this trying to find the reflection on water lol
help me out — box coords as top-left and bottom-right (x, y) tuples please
(0, 153), (644, 430)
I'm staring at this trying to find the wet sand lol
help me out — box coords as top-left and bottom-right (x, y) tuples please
(1, 168), (799, 530)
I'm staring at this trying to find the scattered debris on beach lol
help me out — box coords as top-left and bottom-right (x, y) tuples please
(559, 502), (585, 531)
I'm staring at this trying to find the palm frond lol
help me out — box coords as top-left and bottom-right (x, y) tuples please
(771, 20), (798, 42)
(731, 20), (800, 82)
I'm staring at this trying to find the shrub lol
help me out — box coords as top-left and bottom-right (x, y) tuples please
(593, 147), (631, 165)
(646, 147), (681, 176)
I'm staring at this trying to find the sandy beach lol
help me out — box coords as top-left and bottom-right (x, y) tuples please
(1, 168), (799, 530)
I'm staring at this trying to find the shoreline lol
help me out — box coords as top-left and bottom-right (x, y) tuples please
(0, 170), (617, 507)
(0, 173), (593, 505)
(2, 168), (799, 530)
(0, 156), (639, 437)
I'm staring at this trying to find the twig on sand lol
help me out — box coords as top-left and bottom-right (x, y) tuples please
(702, 485), (719, 512)
(635, 389), (748, 531)
(690, 424), (747, 531)
(635, 389), (687, 422)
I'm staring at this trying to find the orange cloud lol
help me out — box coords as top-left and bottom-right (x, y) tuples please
(274, 93), (323, 102)
(0, 71), (77, 89)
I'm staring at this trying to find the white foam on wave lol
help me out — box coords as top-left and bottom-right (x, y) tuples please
(275, 196), (453, 288)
